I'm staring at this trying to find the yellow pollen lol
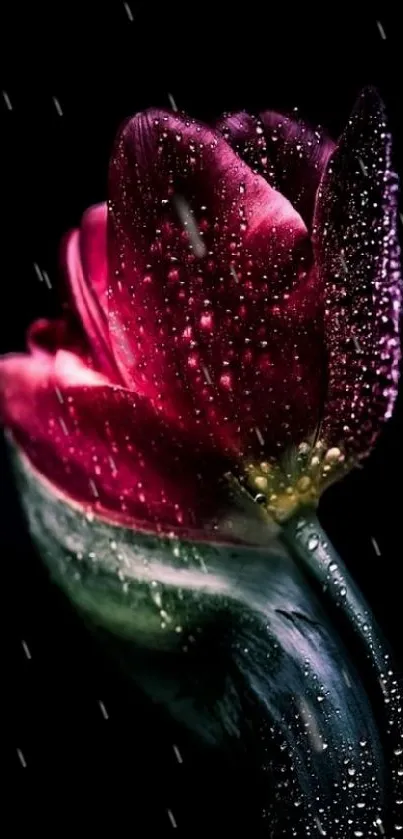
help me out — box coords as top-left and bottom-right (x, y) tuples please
(297, 476), (312, 492)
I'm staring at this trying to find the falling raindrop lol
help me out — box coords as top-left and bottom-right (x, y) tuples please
(52, 96), (63, 116)
(21, 639), (31, 659)
(16, 748), (27, 768)
(123, 1), (134, 21)
(172, 744), (183, 763)
(167, 809), (177, 828)
(98, 700), (109, 719)
(2, 90), (12, 110)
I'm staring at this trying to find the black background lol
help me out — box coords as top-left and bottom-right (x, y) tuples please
(2, 4), (403, 832)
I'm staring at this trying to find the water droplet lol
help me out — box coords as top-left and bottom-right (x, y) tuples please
(219, 372), (232, 390)
(325, 446), (342, 463)
(200, 312), (213, 330)
(308, 534), (319, 551)
(151, 589), (162, 609)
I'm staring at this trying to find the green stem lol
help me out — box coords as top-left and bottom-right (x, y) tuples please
(283, 509), (385, 671)
(282, 507), (402, 812)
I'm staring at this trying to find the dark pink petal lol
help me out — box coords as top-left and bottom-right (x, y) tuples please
(27, 318), (80, 357)
(217, 111), (335, 228)
(26, 316), (109, 376)
(0, 339), (232, 533)
(60, 204), (119, 380)
(313, 88), (401, 459)
(107, 109), (324, 460)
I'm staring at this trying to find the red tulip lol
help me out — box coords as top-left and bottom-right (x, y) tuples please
(1, 88), (400, 531)
(2, 89), (402, 834)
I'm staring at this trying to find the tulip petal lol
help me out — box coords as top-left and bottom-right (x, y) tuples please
(0, 338), (233, 533)
(79, 203), (108, 310)
(27, 317), (85, 359)
(217, 110), (335, 228)
(313, 88), (401, 459)
(107, 109), (324, 460)
(60, 204), (119, 380)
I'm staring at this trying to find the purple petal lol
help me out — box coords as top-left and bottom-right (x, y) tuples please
(217, 110), (335, 228)
(313, 87), (401, 459)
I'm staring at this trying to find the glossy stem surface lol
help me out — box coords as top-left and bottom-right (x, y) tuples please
(283, 508), (403, 827)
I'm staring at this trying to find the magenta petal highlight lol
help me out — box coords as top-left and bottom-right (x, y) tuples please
(79, 203), (108, 312)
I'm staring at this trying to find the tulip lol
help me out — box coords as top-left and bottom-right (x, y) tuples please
(1, 87), (402, 835)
